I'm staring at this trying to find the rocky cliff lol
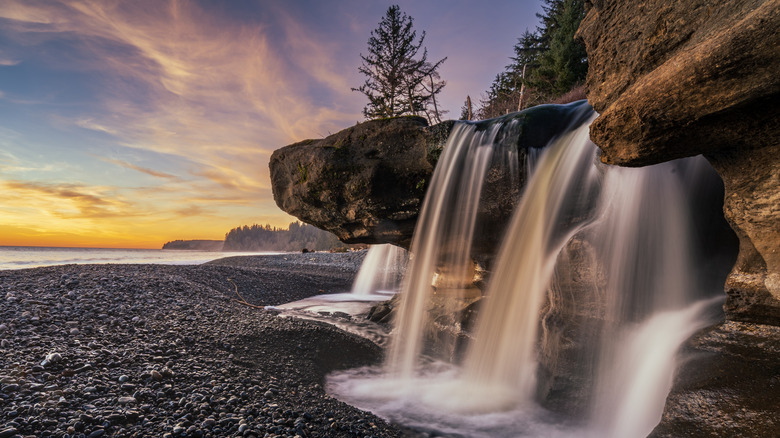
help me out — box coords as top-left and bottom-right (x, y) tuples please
(578, 0), (780, 326)
(577, 0), (780, 434)
(269, 116), (450, 249)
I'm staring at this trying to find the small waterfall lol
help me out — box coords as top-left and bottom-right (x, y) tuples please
(583, 155), (723, 437)
(588, 296), (720, 438)
(271, 245), (406, 347)
(328, 102), (728, 437)
(456, 117), (601, 411)
(387, 120), (521, 378)
(350, 244), (407, 297)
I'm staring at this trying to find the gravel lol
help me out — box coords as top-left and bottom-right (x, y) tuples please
(0, 252), (409, 438)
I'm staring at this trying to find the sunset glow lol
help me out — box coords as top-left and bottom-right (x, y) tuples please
(0, 0), (542, 248)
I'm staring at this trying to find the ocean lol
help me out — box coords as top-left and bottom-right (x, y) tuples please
(0, 246), (282, 270)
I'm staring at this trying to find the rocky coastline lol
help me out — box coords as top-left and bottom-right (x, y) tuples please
(0, 252), (408, 438)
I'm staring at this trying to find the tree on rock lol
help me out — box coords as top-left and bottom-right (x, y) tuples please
(353, 5), (447, 124)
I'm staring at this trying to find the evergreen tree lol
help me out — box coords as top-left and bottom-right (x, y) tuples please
(353, 5), (447, 123)
(476, 0), (587, 118)
(416, 63), (448, 124)
(530, 0), (587, 95)
(222, 221), (345, 251)
(535, 0), (567, 46)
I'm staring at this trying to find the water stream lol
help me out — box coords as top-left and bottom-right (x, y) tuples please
(270, 244), (408, 346)
(327, 101), (726, 437)
(350, 244), (408, 297)
(387, 119), (521, 378)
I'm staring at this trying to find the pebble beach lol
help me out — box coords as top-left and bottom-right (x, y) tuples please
(0, 252), (406, 438)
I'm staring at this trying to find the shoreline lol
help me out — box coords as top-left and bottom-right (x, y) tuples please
(0, 252), (407, 438)
(0, 247), (299, 272)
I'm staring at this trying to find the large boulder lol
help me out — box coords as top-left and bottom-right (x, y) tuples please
(579, 0), (779, 165)
(578, 0), (780, 325)
(269, 116), (451, 249)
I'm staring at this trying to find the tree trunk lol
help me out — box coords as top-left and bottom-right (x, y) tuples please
(429, 73), (441, 123)
(518, 64), (527, 111)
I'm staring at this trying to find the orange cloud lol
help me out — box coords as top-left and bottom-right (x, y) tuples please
(3, 180), (133, 219)
(97, 157), (179, 180)
(0, 0), (349, 246)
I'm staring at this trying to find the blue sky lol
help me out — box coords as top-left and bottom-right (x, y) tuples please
(0, 0), (543, 248)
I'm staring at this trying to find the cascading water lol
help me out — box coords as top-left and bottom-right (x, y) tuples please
(587, 297), (720, 438)
(350, 244), (407, 297)
(456, 115), (601, 412)
(387, 119), (521, 378)
(272, 246), (407, 346)
(582, 155), (725, 437)
(327, 101), (728, 437)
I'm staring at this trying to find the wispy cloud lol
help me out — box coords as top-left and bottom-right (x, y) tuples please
(174, 205), (207, 217)
(3, 180), (133, 219)
(0, 150), (56, 173)
(0, 0), (348, 245)
(0, 0), (360, 148)
(97, 157), (179, 180)
(75, 118), (120, 136)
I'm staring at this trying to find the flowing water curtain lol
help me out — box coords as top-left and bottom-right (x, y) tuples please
(458, 115), (601, 410)
(351, 244), (409, 296)
(586, 156), (723, 437)
(328, 102), (727, 437)
(387, 120), (522, 379)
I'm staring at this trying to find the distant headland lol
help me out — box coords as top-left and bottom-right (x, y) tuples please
(162, 221), (351, 252)
(161, 239), (224, 251)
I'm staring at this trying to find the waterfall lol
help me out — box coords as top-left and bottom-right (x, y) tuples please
(387, 119), (521, 378)
(457, 116), (601, 411)
(583, 155), (723, 437)
(327, 102), (726, 437)
(350, 244), (407, 297)
(588, 296), (720, 438)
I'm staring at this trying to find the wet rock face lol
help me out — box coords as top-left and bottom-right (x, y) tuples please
(707, 145), (780, 325)
(269, 117), (451, 249)
(578, 0), (780, 325)
(578, 0), (780, 165)
(650, 321), (780, 437)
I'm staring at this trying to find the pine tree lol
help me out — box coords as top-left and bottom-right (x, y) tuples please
(536, 0), (567, 45)
(530, 0), (587, 95)
(416, 63), (448, 124)
(353, 5), (447, 123)
(475, 0), (587, 118)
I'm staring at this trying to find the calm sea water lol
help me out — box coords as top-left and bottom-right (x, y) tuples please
(0, 246), (282, 270)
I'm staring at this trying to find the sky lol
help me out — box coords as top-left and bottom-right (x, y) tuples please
(0, 0), (544, 249)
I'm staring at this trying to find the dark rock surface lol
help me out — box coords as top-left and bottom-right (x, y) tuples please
(0, 253), (407, 438)
(579, 0), (779, 165)
(577, 0), (780, 325)
(269, 117), (451, 249)
(651, 321), (780, 437)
